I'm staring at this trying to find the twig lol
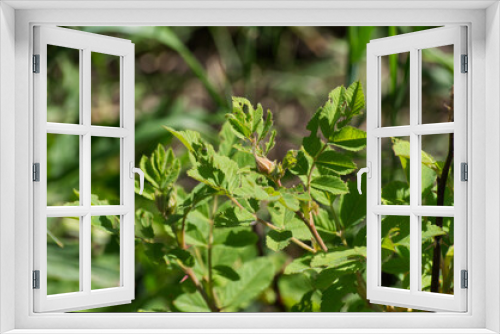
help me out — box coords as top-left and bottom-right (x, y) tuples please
(229, 196), (317, 253)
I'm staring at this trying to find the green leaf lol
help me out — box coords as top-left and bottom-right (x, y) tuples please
(214, 207), (255, 227)
(213, 265), (240, 281)
(303, 135), (323, 158)
(168, 248), (195, 267)
(140, 145), (181, 191)
(321, 276), (356, 312)
(330, 126), (367, 151)
(258, 109), (273, 142)
(222, 230), (258, 248)
(226, 113), (251, 139)
(381, 181), (410, 205)
(287, 219), (311, 241)
(136, 209), (155, 239)
(218, 121), (237, 156)
(266, 230), (292, 251)
(310, 175), (348, 195)
(277, 192), (300, 212)
(422, 221), (446, 243)
(315, 150), (357, 175)
(289, 149), (311, 176)
(173, 292), (211, 312)
(320, 86), (346, 138)
(314, 262), (363, 290)
(188, 153), (240, 194)
(311, 247), (366, 268)
(163, 126), (203, 153)
(284, 256), (313, 275)
(340, 181), (366, 227)
(265, 129), (277, 154)
(219, 257), (275, 310)
(345, 80), (365, 117)
(268, 202), (299, 229)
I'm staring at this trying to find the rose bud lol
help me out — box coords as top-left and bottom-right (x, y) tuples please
(255, 155), (275, 175)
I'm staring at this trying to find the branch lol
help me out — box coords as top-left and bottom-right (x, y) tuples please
(229, 196), (317, 254)
(430, 88), (454, 293)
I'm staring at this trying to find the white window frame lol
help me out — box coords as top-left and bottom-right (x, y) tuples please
(365, 26), (467, 312)
(1, 1), (499, 333)
(33, 26), (136, 312)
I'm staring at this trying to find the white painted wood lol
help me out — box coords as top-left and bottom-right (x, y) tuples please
(0, 2), (17, 333)
(8, 5), (488, 333)
(366, 26), (467, 312)
(485, 3), (500, 333)
(33, 26), (135, 313)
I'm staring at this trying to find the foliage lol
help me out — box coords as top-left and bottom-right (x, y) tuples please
(45, 26), (454, 312)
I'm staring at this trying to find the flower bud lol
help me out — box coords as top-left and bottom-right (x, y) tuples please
(255, 155), (275, 175)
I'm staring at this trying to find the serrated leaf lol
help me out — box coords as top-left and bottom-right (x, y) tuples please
(345, 80), (365, 116)
(330, 126), (366, 151)
(265, 129), (277, 154)
(214, 207), (255, 227)
(218, 121), (237, 156)
(310, 175), (348, 195)
(222, 230), (258, 248)
(381, 181), (410, 205)
(340, 181), (366, 227)
(303, 134), (323, 158)
(163, 126), (203, 153)
(213, 265), (240, 281)
(173, 292), (211, 312)
(258, 110), (273, 142)
(290, 149), (311, 176)
(284, 256), (313, 275)
(169, 248), (195, 267)
(279, 192), (300, 212)
(316, 150), (357, 175)
(266, 230), (292, 251)
(219, 257), (275, 310)
(311, 247), (366, 268)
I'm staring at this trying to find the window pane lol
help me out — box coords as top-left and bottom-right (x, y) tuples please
(381, 137), (410, 205)
(380, 52), (410, 127)
(421, 216), (454, 295)
(47, 216), (80, 295)
(47, 134), (80, 206)
(421, 134), (454, 206)
(91, 52), (121, 127)
(91, 137), (121, 205)
(381, 215), (410, 290)
(421, 46), (454, 124)
(47, 45), (80, 124)
(91, 215), (121, 290)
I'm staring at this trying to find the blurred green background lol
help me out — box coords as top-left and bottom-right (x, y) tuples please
(45, 26), (455, 312)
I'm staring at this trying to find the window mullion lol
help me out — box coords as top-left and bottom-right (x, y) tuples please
(409, 47), (420, 294)
(82, 48), (92, 294)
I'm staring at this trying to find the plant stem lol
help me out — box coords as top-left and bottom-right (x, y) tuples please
(330, 198), (348, 247)
(430, 88), (454, 293)
(207, 196), (218, 307)
(181, 264), (220, 312)
(229, 196), (317, 254)
(302, 143), (329, 252)
(295, 211), (328, 252)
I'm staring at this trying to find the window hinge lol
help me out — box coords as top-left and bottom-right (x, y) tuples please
(33, 54), (40, 73)
(461, 162), (468, 181)
(461, 54), (468, 73)
(33, 270), (40, 289)
(33, 163), (40, 182)
(461, 270), (468, 289)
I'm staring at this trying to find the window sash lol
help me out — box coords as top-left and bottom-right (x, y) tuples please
(366, 26), (468, 312)
(33, 26), (135, 313)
